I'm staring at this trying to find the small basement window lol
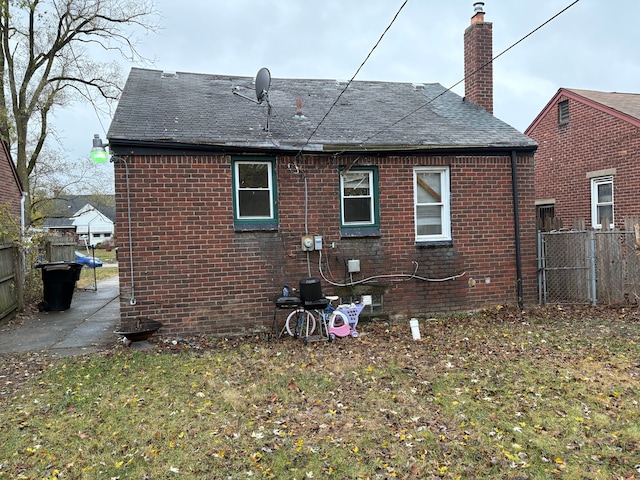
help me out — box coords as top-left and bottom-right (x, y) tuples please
(342, 293), (384, 315)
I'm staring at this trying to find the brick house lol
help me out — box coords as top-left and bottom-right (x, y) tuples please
(0, 140), (23, 222)
(105, 5), (538, 336)
(527, 88), (640, 231)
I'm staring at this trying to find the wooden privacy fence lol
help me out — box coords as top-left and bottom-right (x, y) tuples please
(0, 242), (17, 321)
(45, 236), (75, 262)
(0, 236), (77, 322)
(538, 219), (640, 305)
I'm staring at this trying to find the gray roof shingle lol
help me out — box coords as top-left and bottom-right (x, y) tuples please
(108, 67), (536, 152)
(41, 195), (116, 228)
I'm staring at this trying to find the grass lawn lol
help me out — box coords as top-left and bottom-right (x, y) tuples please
(77, 266), (118, 289)
(0, 306), (638, 479)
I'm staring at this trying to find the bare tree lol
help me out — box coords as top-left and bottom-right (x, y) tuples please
(0, 0), (157, 225)
(29, 144), (114, 225)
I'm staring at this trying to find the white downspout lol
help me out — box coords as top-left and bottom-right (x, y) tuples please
(20, 192), (27, 277)
(20, 192), (26, 235)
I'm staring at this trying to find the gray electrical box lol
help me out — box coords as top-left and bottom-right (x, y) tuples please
(314, 235), (323, 250)
(348, 259), (360, 273)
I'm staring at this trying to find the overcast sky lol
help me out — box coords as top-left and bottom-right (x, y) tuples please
(59, 0), (639, 182)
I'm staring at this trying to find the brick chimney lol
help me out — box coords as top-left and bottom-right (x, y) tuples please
(464, 2), (493, 114)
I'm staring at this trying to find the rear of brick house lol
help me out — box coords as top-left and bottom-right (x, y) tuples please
(106, 5), (538, 336)
(527, 88), (640, 231)
(0, 140), (23, 221)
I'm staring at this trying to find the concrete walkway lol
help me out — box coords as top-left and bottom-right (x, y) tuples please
(0, 276), (121, 357)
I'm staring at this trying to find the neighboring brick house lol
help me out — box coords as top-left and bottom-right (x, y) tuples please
(0, 139), (23, 223)
(527, 88), (640, 231)
(105, 5), (538, 336)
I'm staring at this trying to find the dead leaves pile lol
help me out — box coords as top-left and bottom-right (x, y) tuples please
(0, 304), (639, 478)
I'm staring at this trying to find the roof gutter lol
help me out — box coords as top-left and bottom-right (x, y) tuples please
(109, 139), (536, 158)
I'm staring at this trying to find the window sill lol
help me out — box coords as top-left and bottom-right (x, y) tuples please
(340, 227), (381, 238)
(415, 240), (453, 248)
(234, 222), (278, 232)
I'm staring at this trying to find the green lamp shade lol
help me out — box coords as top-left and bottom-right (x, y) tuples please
(90, 149), (109, 163)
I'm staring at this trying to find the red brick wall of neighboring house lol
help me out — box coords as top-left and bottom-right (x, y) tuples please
(113, 152), (536, 336)
(0, 142), (22, 220)
(531, 94), (640, 229)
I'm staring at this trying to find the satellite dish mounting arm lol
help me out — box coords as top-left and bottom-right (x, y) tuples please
(232, 67), (273, 131)
(232, 89), (260, 104)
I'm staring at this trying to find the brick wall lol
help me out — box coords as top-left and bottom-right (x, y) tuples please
(464, 20), (493, 114)
(114, 152), (536, 336)
(0, 142), (22, 219)
(531, 94), (640, 229)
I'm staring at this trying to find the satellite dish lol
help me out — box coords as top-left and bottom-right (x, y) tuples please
(232, 67), (273, 131)
(255, 67), (271, 104)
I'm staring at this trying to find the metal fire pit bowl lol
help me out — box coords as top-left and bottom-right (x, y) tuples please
(114, 317), (163, 342)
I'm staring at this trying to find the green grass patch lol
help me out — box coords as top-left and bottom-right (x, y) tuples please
(77, 266), (118, 289)
(0, 307), (639, 478)
(75, 248), (119, 288)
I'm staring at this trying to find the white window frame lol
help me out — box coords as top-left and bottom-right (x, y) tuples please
(233, 159), (276, 222)
(591, 176), (614, 229)
(340, 169), (375, 227)
(414, 166), (451, 242)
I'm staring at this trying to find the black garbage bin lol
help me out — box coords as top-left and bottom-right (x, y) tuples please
(36, 262), (83, 311)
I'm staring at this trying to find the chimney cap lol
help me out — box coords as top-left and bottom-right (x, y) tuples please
(473, 2), (485, 13)
(471, 2), (486, 24)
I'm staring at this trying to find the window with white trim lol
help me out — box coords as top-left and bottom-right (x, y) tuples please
(591, 176), (613, 229)
(340, 167), (378, 228)
(232, 159), (277, 225)
(414, 167), (451, 241)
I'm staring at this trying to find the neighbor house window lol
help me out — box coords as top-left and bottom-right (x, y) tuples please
(414, 166), (451, 242)
(340, 167), (379, 232)
(536, 203), (556, 232)
(558, 100), (569, 125)
(591, 176), (613, 229)
(232, 158), (277, 227)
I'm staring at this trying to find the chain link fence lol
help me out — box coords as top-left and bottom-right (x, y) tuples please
(538, 226), (640, 305)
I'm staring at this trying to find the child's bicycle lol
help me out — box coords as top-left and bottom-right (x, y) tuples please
(283, 304), (317, 339)
(284, 296), (364, 341)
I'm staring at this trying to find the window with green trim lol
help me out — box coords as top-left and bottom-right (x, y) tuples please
(232, 158), (277, 226)
(340, 167), (379, 229)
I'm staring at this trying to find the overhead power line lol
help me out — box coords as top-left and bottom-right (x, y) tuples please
(358, 0), (581, 146)
(296, 0), (580, 152)
(298, 0), (409, 152)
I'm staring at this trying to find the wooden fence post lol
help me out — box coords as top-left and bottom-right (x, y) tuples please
(0, 241), (17, 322)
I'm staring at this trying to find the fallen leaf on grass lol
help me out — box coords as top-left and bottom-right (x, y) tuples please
(288, 380), (301, 393)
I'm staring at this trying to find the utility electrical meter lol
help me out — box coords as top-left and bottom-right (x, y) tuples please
(301, 235), (314, 252)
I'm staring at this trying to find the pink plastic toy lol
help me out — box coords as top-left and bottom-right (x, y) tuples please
(328, 303), (365, 339)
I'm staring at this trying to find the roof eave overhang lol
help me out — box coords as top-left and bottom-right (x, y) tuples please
(108, 139), (537, 158)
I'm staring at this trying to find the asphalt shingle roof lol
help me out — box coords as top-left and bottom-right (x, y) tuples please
(565, 88), (640, 122)
(108, 67), (536, 152)
(41, 195), (116, 228)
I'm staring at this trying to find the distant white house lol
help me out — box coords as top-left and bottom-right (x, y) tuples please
(41, 195), (116, 246)
(73, 204), (115, 246)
